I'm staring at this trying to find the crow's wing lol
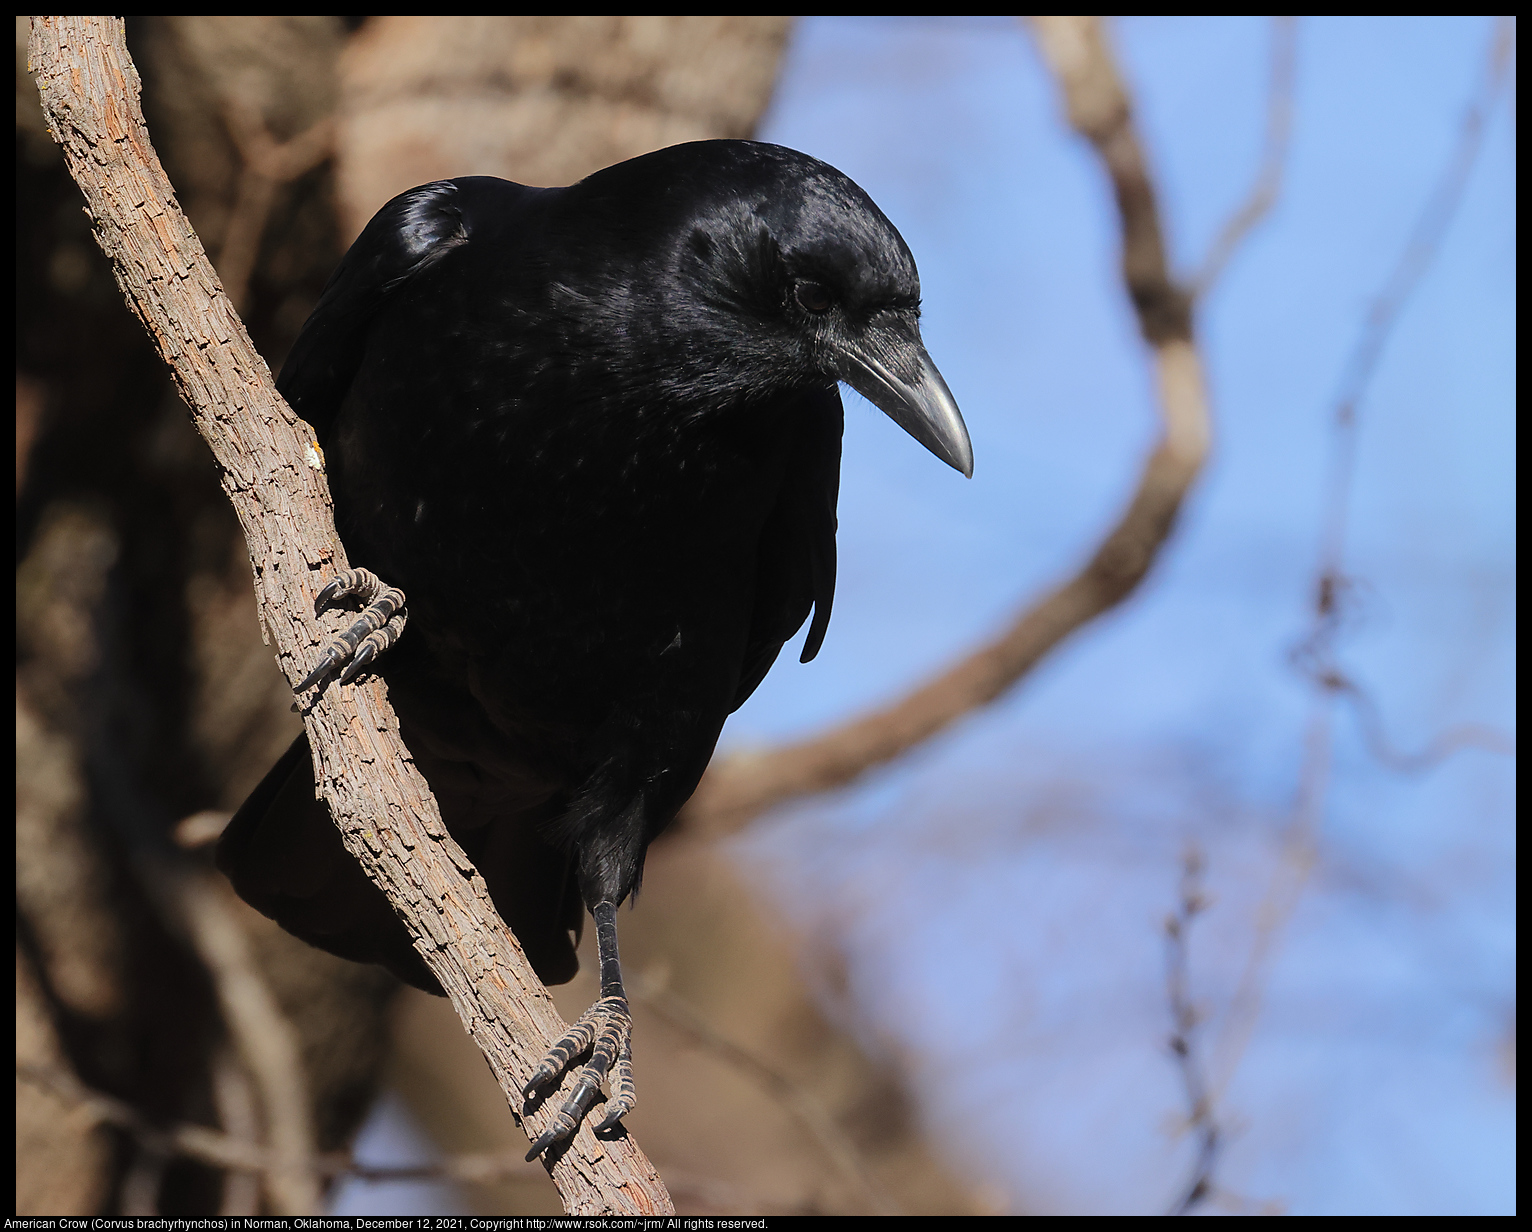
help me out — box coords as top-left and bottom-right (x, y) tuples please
(732, 384), (844, 712)
(276, 177), (538, 440)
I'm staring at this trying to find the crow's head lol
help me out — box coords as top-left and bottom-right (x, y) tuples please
(576, 140), (973, 477)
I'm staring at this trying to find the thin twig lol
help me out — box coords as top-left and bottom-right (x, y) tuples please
(212, 1049), (263, 1216)
(681, 15), (1212, 837)
(216, 100), (335, 314)
(1288, 15), (1518, 773)
(173, 870), (321, 1214)
(1163, 846), (1222, 1216)
(1311, 16), (1514, 591)
(79, 755), (319, 1211)
(1191, 16), (1297, 298)
(631, 975), (899, 1216)
(23, 1060), (797, 1213)
(19, 1061), (530, 1184)
(1304, 664), (1516, 772)
(80, 736), (320, 1213)
(173, 809), (231, 849)
(1289, 11), (1516, 771)
(19, 1062), (277, 1176)
(1212, 15), (1516, 1103)
(119, 1146), (169, 1217)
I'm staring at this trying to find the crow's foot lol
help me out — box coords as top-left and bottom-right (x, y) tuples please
(522, 994), (635, 1160)
(296, 568), (407, 691)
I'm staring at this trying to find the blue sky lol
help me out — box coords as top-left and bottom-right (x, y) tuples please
(726, 15), (1514, 1216)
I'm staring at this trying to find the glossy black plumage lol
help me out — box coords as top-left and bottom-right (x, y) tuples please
(217, 141), (969, 1143)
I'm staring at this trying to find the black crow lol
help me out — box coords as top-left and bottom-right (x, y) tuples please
(217, 139), (971, 1157)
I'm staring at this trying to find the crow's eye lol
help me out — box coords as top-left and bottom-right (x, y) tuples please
(795, 281), (832, 314)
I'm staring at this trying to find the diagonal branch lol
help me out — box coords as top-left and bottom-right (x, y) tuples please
(1191, 15), (1297, 299)
(215, 100), (335, 314)
(1162, 846), (1222, 1215)
(27, 16), (671, 1216)
(174, 869), (321, 1214)
(1210, 13), (1517, 1108)
(681, 15), (1212, 837)
(631, 975), (899, 1215)
(21, 1060), (807, 1213)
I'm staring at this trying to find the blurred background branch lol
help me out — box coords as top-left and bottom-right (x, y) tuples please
(1190, 16), (1296, 298)
(1162, 846), (1221, 1216)
(1210, 16), (1517, 1107)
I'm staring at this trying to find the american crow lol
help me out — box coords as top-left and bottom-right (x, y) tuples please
(218, 139), (971, 1157)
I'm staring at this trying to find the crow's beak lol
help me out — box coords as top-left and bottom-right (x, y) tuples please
(836, 326), (973, 478)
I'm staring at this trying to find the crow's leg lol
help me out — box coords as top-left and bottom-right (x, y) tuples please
(297, 568), (407, 690)
(522, 899), (634, 1159)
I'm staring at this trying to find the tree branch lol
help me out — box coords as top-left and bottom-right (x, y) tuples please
(1211, 14), (1517, 1108)
(680, 15), (1212, 837)
(174, 870), (321, 1214)
(28, 16), (670, 1216)
(1162, 846), (1222, 1216)
(215, 101), (335, 314)
(631, 974), (898, 1215)
(21, 1060), (805, 1214)
(1190, 15), (1297, 299)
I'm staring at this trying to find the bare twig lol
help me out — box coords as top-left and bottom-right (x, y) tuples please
(1212, 15), (1516, 1102)
(22, 1061), (799, 1213)
(1163, 847), (1222, 1216)
(681, 15), (1212, 837)
(174, 870), (321, 1214)
(119, 1146), (169, 1217)
(80, 763), (320, 1211)
(1191, 16), (1297, 298)
(19, 1062), (276, 1177)
(1290, 13), (1518, 774)
(21, 1060), (541, 1185)
(631, 974), (899, 1215)
(657, 1166), (815, 1215)
(216, 100), (335, 313)
(173, 809), (232, 849)
(1311, 16), (1514, 595)
(212, 1049), (263, 1216)
(28, 17), (670, 1215)
(1301, 663), (1516, 772)
(79, 758), (319, 1212)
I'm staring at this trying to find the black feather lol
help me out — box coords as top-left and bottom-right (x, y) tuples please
(222, 140), (954, 993)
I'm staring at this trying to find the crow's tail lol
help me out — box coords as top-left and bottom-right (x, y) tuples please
(216, 733), (584, 994)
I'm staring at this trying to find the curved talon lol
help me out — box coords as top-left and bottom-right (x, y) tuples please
(296, 647), (346, 693)
(593, 1038), (635, 1132)
(525, 1074), (602, 1160)
(523, 994), (632, 1158)
(314, 575), (348, 611)
(337, 639), (378, 684)
(297, 568), (407, 691)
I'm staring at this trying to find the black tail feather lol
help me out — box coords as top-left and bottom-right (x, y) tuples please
(216, 732), (583, 993)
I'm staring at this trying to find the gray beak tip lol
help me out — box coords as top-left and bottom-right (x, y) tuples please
(842, 340), (974, 480)
(949, 433), (975, 480)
